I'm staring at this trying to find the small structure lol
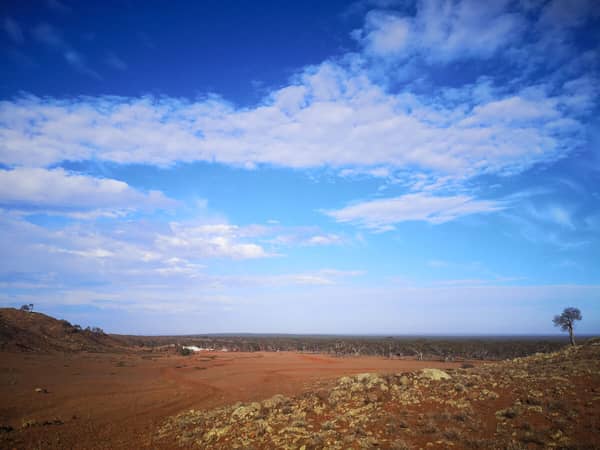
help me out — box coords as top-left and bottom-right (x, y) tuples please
(182, 345), (202, 352)
(182, 345), (213, 352)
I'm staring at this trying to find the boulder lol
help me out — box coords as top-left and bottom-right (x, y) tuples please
(420, 368), (451, 381)
(231, 402), (261, 422)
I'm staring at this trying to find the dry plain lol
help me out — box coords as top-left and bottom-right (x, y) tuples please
(0, 349), (465, 449)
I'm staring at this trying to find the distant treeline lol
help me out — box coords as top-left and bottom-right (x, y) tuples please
(123, 335), (580, 360)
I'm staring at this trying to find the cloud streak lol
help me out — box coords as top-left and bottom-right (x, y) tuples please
(31, 23), (100, 78)
(3, 17), (24, 44)
(326, 193), (503, 230)
(0, 167), (175, 213)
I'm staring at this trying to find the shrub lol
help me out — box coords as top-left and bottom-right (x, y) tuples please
(179, 347), (193, 356)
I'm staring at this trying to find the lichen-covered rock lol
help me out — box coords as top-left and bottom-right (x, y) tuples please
(328, 388), (347, 405)
(203, 425), (231, 442)
(231, 402), (261, 422)
(420, 368), (451, 381)
(356, 373), (387, 389)
(262, 394), (287, 410)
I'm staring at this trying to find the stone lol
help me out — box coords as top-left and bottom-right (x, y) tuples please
(231, 403), (261, 422)
(421, 369), (451, 381)
(262, 394), (287, 410)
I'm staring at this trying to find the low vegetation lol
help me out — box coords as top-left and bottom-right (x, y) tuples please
(126, 334), (574, 361)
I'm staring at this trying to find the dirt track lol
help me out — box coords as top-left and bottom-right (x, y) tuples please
(0, 350), (467, 449)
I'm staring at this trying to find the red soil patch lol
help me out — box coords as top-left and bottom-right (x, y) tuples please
(0, 350), (467, 449)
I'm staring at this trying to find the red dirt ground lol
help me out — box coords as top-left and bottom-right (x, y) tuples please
(0, 350), (468, 449)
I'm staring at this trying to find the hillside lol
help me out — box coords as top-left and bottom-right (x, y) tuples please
(158, 340), (600, 449)
(0, 308), (124, 353)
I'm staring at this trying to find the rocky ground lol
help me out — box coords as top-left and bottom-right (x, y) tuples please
(158, 341), (600, 449)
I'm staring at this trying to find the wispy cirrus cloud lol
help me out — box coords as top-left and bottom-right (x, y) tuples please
(105, 51), (127, 71)
(32, 22), (64, 47)
(45, 0), (71, 14)
(221, 269), (365, 288)
(325, 193), (503, 231)
(31, 23), (100, 78)
(63, 50), (100, 79)
(269, 229), (344, 247)
(3, 17), (24, 44)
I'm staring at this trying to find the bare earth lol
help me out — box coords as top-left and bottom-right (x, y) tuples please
(0, 350), (465, 449)
(159, 344), (600, 449)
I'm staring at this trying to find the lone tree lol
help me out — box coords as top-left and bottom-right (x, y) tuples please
(553, 307), (582, 346)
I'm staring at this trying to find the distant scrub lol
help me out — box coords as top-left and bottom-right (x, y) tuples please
(128, 335), (576, 360)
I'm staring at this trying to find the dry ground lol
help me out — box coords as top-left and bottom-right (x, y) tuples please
(159, 343), (600, 449)
(0, 350), (465, 449)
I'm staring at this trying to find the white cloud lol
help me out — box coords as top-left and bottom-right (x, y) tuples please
(355, 0), (526, 62)
(156, 222), (271, 260)
(339, 167), (390, 178)
(304, 234), (343, 246)
(0, 212), (366, 318)
(326, 192), (502, 230)
(0, 65), (585, 179)
(0, 211), (362, 305)
(357, 11), (411, 56)
(0, 167), (175, 212)
(0, 215), (272, 305)
(464, 96), (560, 125)
(270, 229), (344, 247)
(0, 2), (593, 185)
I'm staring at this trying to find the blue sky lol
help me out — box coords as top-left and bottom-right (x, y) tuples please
(0, 0), (599, 335)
